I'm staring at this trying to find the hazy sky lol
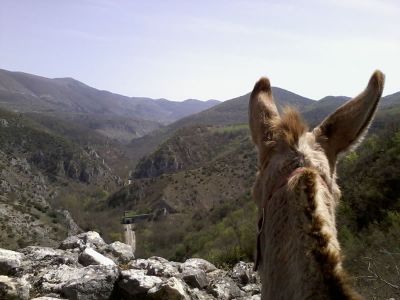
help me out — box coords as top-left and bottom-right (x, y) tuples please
(1, 0), (399, 101)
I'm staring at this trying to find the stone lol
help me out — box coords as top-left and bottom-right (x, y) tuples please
(0, 248), (23, 275)
(231, 261), (257, 285)
(147, 256), (180, 277)
(208, 277), (243, 300)
(182, 268), (208, 289)
(38, 264), (119, 297)
(0, 275), (30, 300)
(78, 248), (116, 267)
(59, 235), (85, 250)
(147, 277), (190, 300)
(20, 246), (79, 279)
(108, 241), (134, 263)
(180, 258), (216, 273)
(77, 231), (106, 249)
(241, 283), (261, 295)
(186, 288), (215, 300)
(129, 258), (149, 270)
(61, 265), (119, 300)
(118, 269), (163, 297)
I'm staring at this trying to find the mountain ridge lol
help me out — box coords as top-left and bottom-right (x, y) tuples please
(0, 68), (221, 125)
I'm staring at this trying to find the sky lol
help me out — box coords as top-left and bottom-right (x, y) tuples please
(0, 0), (399, 101)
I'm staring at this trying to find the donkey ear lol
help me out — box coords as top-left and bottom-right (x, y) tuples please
(249, 77), (280, 150)
(314, 70), (385, 163)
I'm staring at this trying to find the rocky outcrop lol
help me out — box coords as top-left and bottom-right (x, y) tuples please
(0, 231), (261, 299)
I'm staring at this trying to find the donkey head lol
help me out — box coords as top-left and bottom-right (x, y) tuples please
(249, 71), (385, 208)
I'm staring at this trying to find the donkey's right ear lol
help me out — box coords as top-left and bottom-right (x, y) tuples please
(249, 77), (280, 149)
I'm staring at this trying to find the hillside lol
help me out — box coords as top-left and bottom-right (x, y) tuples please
(128, 87), (316, 166)
(0, 107), (121, 249)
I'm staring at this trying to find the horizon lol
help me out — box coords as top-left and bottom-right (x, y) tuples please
(0, 0), (399, 101)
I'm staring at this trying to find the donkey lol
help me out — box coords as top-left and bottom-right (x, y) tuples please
(249, 71), (385, 299)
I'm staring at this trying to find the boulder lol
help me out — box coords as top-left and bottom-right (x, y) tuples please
(38, 264), (119, 298)
(182, 268), (208, 289)
(77, 231), (107, 249)
(129, 258), (149, 270)
(19, 246), (79, 281)
(0, 248), (23, 275)
(0, 275), (30, 300)
(208, 277), (243, 299)
(118, 269), (163, 298)
(180, 258), (216, 273)
(231, 261), (258, 286)
(107, 241), (134, 263)
(60, 231), (106, 251)
(147, 277), (190, 300)
(59, 236), (85, 251)
(146, 256), (180, 277)
(61, 265), (119, 300)
(78, 248), (116, 267)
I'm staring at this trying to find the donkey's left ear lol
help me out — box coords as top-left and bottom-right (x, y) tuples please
(249, 77), (280, 151)
(314, 70), (385, 163)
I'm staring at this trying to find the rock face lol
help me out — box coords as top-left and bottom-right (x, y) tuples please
(0, 231), (261, 299)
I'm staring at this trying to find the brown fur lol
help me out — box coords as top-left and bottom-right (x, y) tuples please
(272, 107), (308, 147)
(249, 71), (385, 299)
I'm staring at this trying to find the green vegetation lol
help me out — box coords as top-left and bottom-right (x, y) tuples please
(337, 129), (400, 298)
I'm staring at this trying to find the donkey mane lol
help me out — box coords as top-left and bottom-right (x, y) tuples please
(291, 169), (361, 299)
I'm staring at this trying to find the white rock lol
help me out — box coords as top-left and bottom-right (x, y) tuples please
(147, 256), (180, 277)
(39, 264), (119, 298)
(181, 258), (216, 273)
(208, 277), (243, 299)
(61, 265), (119, 300)
(79, 248), (116, 266)
(148, 277), (190, 300)
(119, 269), (163, 297)
(77, 231), (106, 249)
(0, 248), (24, 275)
(108, 241), (134, 263)
(231, 261), (258, 285)
(129, 258), (149, 270)
(241, 283), (261, 294)
(182, 268), (208, 289)
(20, 246), (79, 281)
(0, 275), (30, 299)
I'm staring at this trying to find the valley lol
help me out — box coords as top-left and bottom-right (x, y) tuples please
(0, 69), (399, 298)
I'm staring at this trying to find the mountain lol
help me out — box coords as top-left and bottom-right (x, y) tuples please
(0, 69), (220, 123)
(0, 69), (220, 142)
(128, 88), (315, 166)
